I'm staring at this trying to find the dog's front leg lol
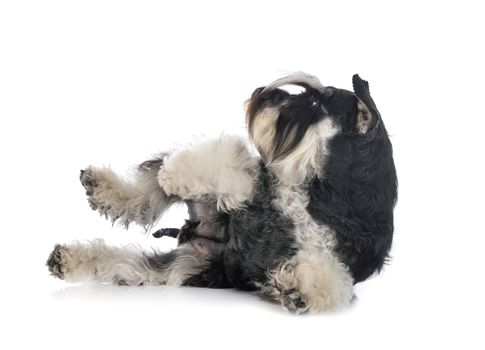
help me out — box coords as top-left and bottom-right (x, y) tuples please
(157, 135), (259, 211)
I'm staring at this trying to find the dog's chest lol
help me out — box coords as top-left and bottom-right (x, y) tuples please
(272, 184), (335, 253)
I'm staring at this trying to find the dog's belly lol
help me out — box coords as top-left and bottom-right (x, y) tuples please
(223, 181), (340, 289)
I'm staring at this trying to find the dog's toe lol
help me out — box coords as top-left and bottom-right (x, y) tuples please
(46, 244), (69, 279)
(282, 289), (309, 314)
(80, 167), (98, 196)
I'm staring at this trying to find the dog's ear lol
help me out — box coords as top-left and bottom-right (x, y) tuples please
(352, 74), (380, 134)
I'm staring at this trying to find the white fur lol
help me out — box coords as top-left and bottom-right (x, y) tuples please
(251, 106), (340, 184)
(249, 106), (279, 162)
(264, 183), (354, 312)
(54, 239), (208, 286)
(81, 166), (171, 229)
(261, 116), (353, 312)
(158, 135), (259, 211)
(265, 250), (353, 313)
(273, 183), (336, 252)
(269, 118), (340, 184)
(262, 72), (325, 92)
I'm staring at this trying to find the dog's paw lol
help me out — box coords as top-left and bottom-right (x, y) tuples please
(79, 167), (113, 215)
(80, 167), (98, 197)
(46, 244), (70, 280)
(258, 280), (309, 314)
(157, 165), (184, 197)
(281, 288), (309, 314)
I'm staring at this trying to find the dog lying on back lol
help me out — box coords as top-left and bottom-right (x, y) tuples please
(47, 73), (397, 313)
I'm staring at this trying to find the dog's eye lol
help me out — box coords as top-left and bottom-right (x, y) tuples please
(308, 94), (319, 107)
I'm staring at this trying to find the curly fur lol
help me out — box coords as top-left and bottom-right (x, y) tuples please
(259, 250), (353, 313)
(47, 73), (397, 314)
(80, 165), (174, 230)
(158, 135), (259, 211)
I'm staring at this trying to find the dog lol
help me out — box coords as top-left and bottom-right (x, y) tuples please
(47, 73), (397, 313)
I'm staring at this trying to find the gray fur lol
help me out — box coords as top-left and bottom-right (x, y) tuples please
(262, 72), (325, 92)
(47, 239), (208, 286)
(80, 163), (177, 230)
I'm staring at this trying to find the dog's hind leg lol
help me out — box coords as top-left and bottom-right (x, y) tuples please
(80, 156), (178, 229)
(46, 239), (210, 286)
(157, 136), (259, 211)
(257, 250), (354, 313)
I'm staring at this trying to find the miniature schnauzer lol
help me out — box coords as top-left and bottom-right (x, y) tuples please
(47, 73), (397, 313)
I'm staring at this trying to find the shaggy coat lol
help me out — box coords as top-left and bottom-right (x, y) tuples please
(47, 73), (397, 313)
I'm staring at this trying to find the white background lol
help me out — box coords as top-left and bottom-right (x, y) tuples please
(1, 0), (484, 349)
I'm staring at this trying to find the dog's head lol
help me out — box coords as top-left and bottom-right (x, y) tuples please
(246, 73), (382, 183)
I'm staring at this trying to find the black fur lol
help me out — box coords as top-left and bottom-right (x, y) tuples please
(308, 120), (397, 282)
(152, 74), (397, 292)
(272, 87), (326, 160)
(183, 257), (232, 288)
(223, 163), (297, 290)
(152, 228), (179, 238)
(160, 163), (297, 290)
(145, 250), (179, 282)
